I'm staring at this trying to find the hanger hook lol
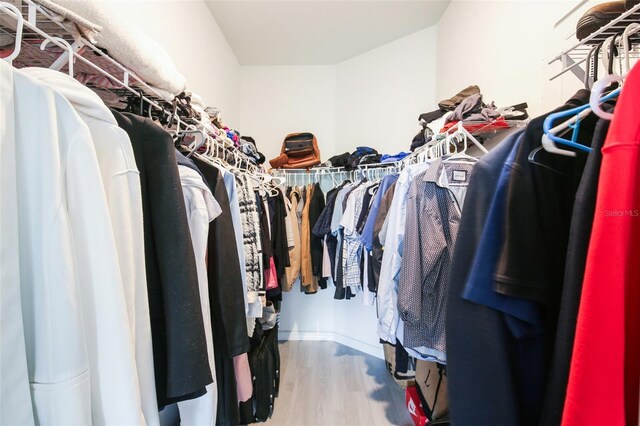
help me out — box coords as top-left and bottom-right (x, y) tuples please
(623, 23), (639, 75)
(590, 75), (621, 120)
(584, 45), (597, 89)
(1, 3), (23, 64)
(40, 37), (74, 77)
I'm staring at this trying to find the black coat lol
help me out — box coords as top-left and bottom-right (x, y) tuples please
(112, 111), (212, 408)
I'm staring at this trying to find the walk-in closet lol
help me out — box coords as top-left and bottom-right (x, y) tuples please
(1, 1), (639, 425)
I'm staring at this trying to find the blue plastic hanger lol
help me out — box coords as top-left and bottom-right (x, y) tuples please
(542, 88), (620, 153)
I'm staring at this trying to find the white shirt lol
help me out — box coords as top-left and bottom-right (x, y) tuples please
(377, 163), (431, 344)
(177, 165), (222, 426)
(23, 67), (160, 425)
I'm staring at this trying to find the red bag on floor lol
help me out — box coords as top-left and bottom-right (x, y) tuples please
(406, 386), (428, 426)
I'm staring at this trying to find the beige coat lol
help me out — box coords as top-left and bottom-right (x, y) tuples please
(283, 189), (301, 291)
(300, 184), (318, 292)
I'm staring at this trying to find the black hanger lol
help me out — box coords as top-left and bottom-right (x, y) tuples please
(159, 105), (170, 127)
(607, 34), (620, 77)
(593, 41), (604, 83)
(584, 45), (598, 89)
(137, 89), (144, 116)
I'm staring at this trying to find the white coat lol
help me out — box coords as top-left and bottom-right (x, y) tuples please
(2, 59), (93, 425)
(1, 61), (143, 424)
(23, 67), (159, 426)
(0, 59), (36, 426)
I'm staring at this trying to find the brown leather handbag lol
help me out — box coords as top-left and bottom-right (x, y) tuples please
(269, 132), (321, 169)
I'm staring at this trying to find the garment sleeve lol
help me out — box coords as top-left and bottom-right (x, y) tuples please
(397, 193), (423, 325)
(339, 194), (355, 236)
(495, 163), (550, 303)
(106, 165), (158, 423)
(66, 126), (146, 422)
(376, 185), (406, 344)
(397, 189), (446, 325)
(207, 171), (251, 358)
(272, 196), (291, 278)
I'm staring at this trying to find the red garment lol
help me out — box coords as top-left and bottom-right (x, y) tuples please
(562, 65), (640, 426)
(439, 117), (510, 134)
(265, 257), (279, 290)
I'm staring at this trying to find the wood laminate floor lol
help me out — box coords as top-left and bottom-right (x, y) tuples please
(264, 341), (413, 426)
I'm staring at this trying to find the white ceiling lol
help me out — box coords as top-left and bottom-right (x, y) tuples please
(205, 1), (450, 65)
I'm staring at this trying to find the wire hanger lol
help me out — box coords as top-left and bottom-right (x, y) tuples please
(444, 131), (478, 163)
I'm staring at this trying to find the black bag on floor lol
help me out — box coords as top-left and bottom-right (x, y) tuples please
(239, 324), (281, 424)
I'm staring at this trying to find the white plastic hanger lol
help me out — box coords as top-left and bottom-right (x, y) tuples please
(623, 23), (639, 74)
(588, 21), (640, 120)
(176, 129), (207, 157)
(445, 131), (477, 162)
(541, 133), (577, 157)
(0, 2), (23, 65)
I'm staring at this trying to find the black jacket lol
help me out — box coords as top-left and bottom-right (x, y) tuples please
(308, 183), (326, 285)
(193, 158), (250, 426)
(112, 111), (212, 408)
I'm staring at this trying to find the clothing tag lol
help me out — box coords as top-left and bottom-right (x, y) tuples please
(452, 170), (467, 182)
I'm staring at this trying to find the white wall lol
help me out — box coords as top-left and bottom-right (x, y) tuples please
(336, 26), (439, 155)
(237, 26), (441, 360)
(238, 66), (387, 357)
(276, 175), (384, 360)
(436, 0), (581, 119)
(104, 0), (241, 124)
(239, 66), (336, 163)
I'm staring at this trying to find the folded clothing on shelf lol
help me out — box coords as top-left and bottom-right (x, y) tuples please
(35, 0), (187, 95)
(381, 152), (410, 163)
(6, 0), (102, 44)
(440, 117), (511, 134)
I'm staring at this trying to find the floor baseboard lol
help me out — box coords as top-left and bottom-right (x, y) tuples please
(278, 330), (384, 360)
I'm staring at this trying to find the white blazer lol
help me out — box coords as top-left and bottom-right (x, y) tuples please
(2, 59), (93, 425)
(2, 61), (144, 425)
(24, 67), (159, 426)
(0, 59), (36, 426)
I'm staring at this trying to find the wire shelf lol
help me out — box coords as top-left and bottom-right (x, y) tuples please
(550, 2), (640, 81)
(0, 0), (171, 105)
(0, 0), (260, 169)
